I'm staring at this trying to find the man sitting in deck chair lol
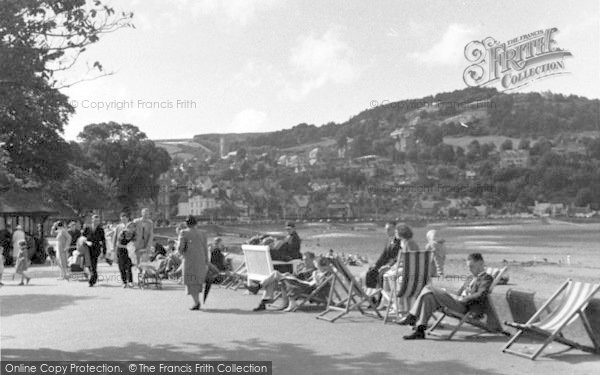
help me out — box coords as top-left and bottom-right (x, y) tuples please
(248, 251), (316, 311)
(269, 221), (302, 263)
(398, 252), (493, 340)
(280, 256), (333, 312)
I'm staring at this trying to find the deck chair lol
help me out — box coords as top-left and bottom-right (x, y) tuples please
(317, 256), (382, 322)
(285, 271), (335, 312)
(384, 250), (433, 324)
(503, 279), (600, 360)
(427, 266), (509, 339)
(241, 244), (302, 292)
(221, 262), (247, 290)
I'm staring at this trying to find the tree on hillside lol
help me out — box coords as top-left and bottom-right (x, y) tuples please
(0, 0), (133, 182)
(518, 138), (530, 150)
(501, 139), (513, 150)
(78, 122), (171, 208)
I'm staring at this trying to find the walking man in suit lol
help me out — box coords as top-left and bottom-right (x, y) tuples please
(398, 252), (493, 340)
(83, 214), (108, 287)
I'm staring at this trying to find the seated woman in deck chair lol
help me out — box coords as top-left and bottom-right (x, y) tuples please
(280, 256), (333, 312)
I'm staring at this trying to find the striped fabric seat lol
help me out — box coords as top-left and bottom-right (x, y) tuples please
(384, 251), (433, 324)
(397, 250), (434, 300)
(503, 279), (600, 360)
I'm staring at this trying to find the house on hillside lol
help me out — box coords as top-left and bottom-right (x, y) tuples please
(390, 127), (417, 153)
(194, 176), (213, 192)
(532, 201), (565, 217)
(499, 150), (530, 168)
(392, 163), (418, 183)
(412, 199), (444, 216)
(178, 194), (221, 217)
(327, 201), (353, 218)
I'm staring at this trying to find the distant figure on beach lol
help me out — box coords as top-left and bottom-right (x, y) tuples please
(270, 221), (302, 262)
(177, 215), (209, 310)
(134, 208), (154, 265)
(398, 252), (492, 340)
(51, 221), (72, 280)
(425, 229), (446, 277)
(15, 240), (31, 285)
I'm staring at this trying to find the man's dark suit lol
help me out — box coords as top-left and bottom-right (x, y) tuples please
(409, 271), (494, 327)
(83, 225), (107, 286)
(270, 231), (301, 261)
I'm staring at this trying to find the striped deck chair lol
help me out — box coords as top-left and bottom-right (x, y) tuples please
(317, 256), (382, 323)
(384, 250), (433, 324)
(427, 266), (509, 339)
(503, 279), (600, 360)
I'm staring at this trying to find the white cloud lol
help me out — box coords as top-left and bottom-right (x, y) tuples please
(408, 24), (476, 65)
(191, 0), (278, 27)
(283, 28), (360, 100)
(230, 109), (268, 132)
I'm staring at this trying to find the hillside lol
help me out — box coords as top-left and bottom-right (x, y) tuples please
(184, 88), (598, 156)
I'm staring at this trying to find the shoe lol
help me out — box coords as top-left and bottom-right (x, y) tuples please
(403, 326), (426, 340)
(25, 277), (30, 285)
(128, 282), (135, 288)
(0, 282), (4, 286)
(253, 302), (266, 311)
(247, 283), (260, 295)
(190, 304), (200, 310)
(18, 282), (24, 286)
(123, 283), (128, 288)
(284, 304), (297, 312)
(396, 314), (417, 326)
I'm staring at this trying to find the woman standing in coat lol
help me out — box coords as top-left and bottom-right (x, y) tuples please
(177, 215), (208, 310)
(51, 221), (72, 280)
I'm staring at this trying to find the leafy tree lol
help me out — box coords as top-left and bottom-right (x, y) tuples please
(575, 188), (593, 207)
(518, 138), (530, 150)
(0, 0), (133, 181)
(78, 122), (171, 208)
(501, 139), (513, 150)
(57, 165), (110, 215)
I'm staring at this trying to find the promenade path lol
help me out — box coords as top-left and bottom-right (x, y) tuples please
(1, 264), (598, 375)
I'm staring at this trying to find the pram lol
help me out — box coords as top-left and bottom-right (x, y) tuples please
(68, 252), (88, 281)
(136, 249), (162, 289)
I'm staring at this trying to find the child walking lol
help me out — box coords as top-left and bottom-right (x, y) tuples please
(15, 240), (31, 285)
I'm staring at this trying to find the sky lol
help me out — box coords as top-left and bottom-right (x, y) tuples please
(59, 0), (600, 140)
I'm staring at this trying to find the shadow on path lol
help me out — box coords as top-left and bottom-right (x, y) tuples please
(0, 294), (95, 317)
(2, 339), (506, 375)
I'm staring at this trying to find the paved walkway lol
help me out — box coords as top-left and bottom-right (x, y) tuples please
(1, 264), (598, 375)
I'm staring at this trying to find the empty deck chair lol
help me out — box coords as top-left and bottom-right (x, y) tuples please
(427, 266), (509, 339)
(241, 245), (302, 284)
(317, 256), (382, 323)
(503, 279), (600, 360)
(384, 250), (433, 324)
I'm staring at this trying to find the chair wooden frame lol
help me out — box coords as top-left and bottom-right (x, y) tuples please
(317, 257), (382, 323)
(427, 266), (509, 339)
(502, 279), (600, 360)
(282, 271), (335, 312)
(383, 250), (434, 324)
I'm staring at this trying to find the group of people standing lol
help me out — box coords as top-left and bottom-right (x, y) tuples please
(27, 208), (155, 288)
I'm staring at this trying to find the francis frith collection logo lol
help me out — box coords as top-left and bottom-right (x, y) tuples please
(463, 28), (572, 90)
